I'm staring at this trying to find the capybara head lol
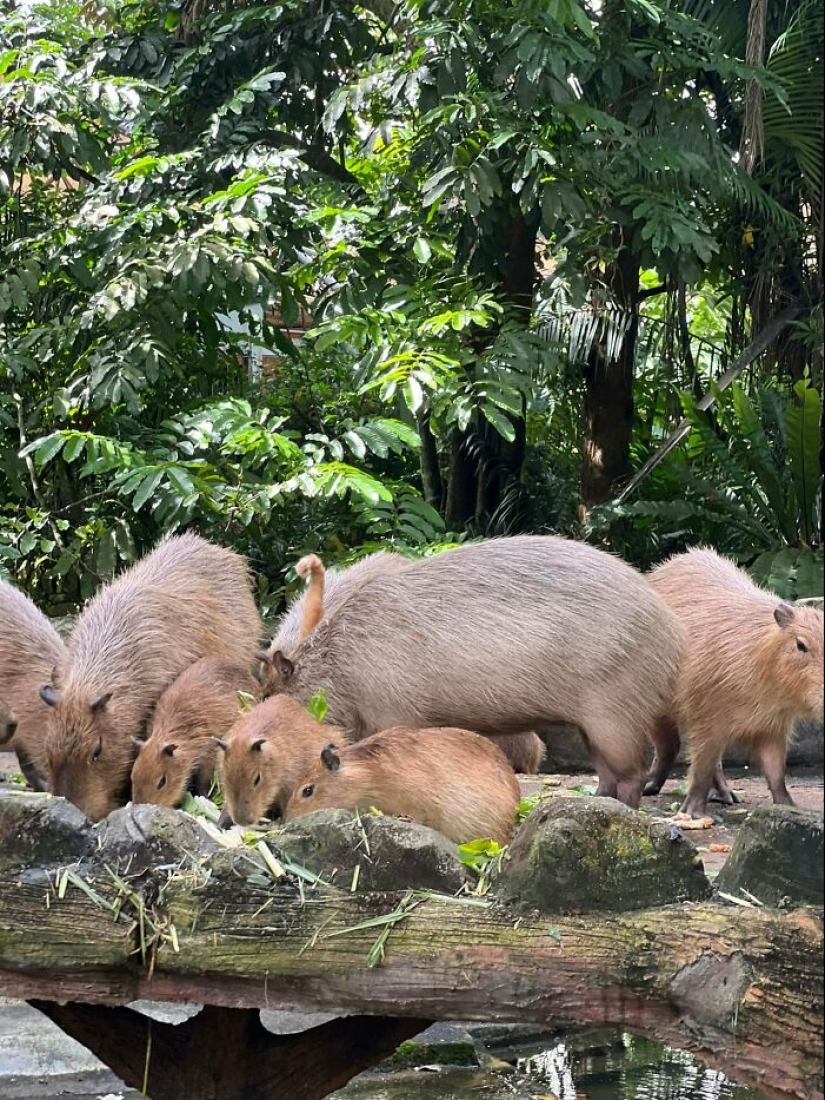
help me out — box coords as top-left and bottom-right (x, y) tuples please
(284, 742), (360, 820)
(131, 738), (194, 808)
(767, 602), (824, 720)
(40, 682), (129, 821)
(218, 694), (339, 827)
(256, 649), (296, 699)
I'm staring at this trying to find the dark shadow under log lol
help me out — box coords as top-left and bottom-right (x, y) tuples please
(30, 1001), (429, 1100)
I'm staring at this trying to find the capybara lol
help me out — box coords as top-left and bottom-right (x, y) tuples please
(285, 726), (521, 845)
(218, 694), (352, 827)
(0, 578), (66, 791)
(490, 730), (546, 774)
(645, 547), (824, 816)
(131, 657), (261, 808)
(258, 536), (683, 808)
(39, 533), (263, 821)
(261, 550), (412, 668)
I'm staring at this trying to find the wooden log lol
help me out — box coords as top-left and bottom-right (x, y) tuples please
(0, 860), (822, 1100)
(30, 1001), (429, 1100)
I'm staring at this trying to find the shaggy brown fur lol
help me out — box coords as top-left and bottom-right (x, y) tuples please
(490, 730), (546, 774)
(646, 548), (824, 816)
(285, 725), (522, 845)
(41, 533), (263, 821)
(131, 658), (260, 808)
(218, 694), (352, 827)
(0, 579), (66, 790)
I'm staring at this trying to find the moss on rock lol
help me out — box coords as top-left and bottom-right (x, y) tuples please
(494, 797), (711, 914)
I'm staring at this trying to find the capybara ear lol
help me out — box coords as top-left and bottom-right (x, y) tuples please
(90, 691), (113, 712)
(272, 651), (295, 678)
(39, 684), (59, 707)
(161, 743), (178, 757)
(0, 717), (18, 745)
(131, 736), (147, 752)
(774, 602), (795, 629)
(321, 743), (340, 772)
(212, 737), (228, 752)
(251, 738), (265, 753)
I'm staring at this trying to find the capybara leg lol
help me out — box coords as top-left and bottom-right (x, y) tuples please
(708, 761), (740, 805)
(644, 715), (681, 796)
(680, 736), (718, 818)
(15, 746), (48, 792)
(584, 719), (645, 808)
(759, 740), (794, 806)
(587, 742), (618, 799)
(617, 776), (643, 809)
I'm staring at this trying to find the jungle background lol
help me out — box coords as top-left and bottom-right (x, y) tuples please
(1, 0), (822, 615)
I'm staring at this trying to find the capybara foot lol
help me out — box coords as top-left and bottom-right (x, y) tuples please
(679, 793), (711, 819)
(643, 777), (664, 796)
(708, 788), (740, 806)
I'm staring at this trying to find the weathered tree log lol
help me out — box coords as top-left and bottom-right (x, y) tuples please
(0, 859), (821, 1100)
(30, 1001), (429, 1100)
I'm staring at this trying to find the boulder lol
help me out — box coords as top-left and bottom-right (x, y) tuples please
(95, 803), (221, 873)
(715, 805), (824, 908)
(495, 797), (710, 913)
(0, 790), (93, 870)
(273, 810), (469, 894)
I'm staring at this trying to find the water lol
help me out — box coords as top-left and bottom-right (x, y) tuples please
(332, 1030), (767, 1100)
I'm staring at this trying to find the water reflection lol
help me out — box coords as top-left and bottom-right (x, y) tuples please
(519, 1032), (766, 1100)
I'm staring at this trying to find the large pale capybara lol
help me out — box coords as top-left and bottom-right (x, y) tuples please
(0, 579), (66, 791)
(645, 548), (824, 816)
(261, 550), (544, 773)
(285, 726), (522, 845)
(131, 657), (261, 808)
(39, 533), (263, 821)
(261, 550), (413, 665)
(258, 535), (684, 807)
(218, 694), (352, 827)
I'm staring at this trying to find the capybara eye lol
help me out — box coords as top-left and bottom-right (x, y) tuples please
(301, 784), (314, 798)
(797, 639), (809, 653)
(253, 773), (262, 787)
(90, 739), (103, 764)
(157, 775), (167, 790)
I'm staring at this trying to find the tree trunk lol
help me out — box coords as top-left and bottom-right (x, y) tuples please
(580, 244), (640, 515)
(417, 413), (444, 510)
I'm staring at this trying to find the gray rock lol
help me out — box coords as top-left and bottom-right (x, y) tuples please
(715, 805), (824, 908)
(495, 797), (710, 914)
(273, 810), (469, 894)
(94, 803), (221, 873)
(0, 790), (93, 869)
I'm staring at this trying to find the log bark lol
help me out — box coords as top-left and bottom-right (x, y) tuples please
(0, 861), (821, 1100)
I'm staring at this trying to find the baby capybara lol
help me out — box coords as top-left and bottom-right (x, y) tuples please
(260, 550), (412, 672)
(131, 658), (261, 808)
(218, 694), (352, 827)
(259, 536), (683, 808)
(285, 726), (521, 845)
(0, 578), (66, 791)
(40, 533), (263, 821)
(492, 730), (546, 774)
(645, 548), (824, 816)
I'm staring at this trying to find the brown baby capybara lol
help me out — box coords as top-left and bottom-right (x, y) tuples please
(258, 536), (683, 808)
(40, 533), (263, 821)
(260, 550), (412, 671)
(131, 657), (261, 808)
(645, 548), (824, 816)
(218, 694), (352, 827)
(492, 730), (546, 774)
(0, 578), (66, 791)
(285, 726), (522, 845)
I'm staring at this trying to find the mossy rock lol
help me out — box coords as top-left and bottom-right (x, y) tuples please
(94, 803), (221, 873)
(715, 805), (824, 908)
(272, 810), (469, 894)
(494, 797), (711, 914)
(0, 790), (93, 870)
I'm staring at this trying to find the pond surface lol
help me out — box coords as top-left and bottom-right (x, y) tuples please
(333, 1030), (767, 1100)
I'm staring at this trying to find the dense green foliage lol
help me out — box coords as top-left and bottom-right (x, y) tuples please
(1, 0), (822, 611)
